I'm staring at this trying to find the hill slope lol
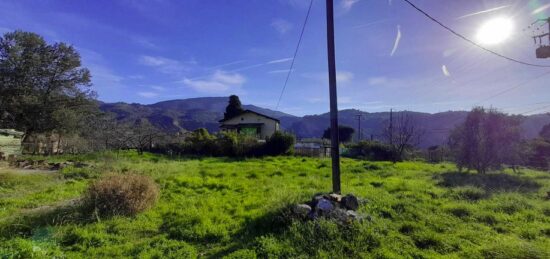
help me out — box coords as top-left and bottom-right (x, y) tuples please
(100, 98), (550, 147)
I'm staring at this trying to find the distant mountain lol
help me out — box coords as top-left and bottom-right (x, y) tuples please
(100, 97), (550, 148)
(99, 97), (297, 134)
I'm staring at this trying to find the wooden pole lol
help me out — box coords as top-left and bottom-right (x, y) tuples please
(326, 0), (341, 194)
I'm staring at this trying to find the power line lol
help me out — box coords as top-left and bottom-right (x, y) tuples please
(402, 0), (550, 68)
(474, 70), (550, 105)
(520, 104), (550, 115)
(275, 0), (314, 110)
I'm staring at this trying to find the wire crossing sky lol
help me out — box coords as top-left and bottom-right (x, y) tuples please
(1, 0), (549, 116)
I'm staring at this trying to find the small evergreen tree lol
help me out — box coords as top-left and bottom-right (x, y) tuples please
(322, 125), (355, 143)
(224, 95), (244, 120)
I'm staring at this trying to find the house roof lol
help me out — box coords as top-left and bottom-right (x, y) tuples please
(219, 110), (280, 123)
(0, 129), (24, 137)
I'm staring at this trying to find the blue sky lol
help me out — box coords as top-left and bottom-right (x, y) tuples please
(1, 0), (550, 116)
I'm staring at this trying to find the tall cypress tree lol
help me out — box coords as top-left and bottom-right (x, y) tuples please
(224, 95), (244, 120)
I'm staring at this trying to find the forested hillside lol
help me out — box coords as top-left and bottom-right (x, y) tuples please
(101, 99), (550, 148)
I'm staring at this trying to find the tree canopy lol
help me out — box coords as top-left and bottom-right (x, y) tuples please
(540, 123), (550, 142)
(322, 125), (355, 143)
(223, 95), (244, 120)
(449, 107), (521, 173)
(0, 30), (96, 134)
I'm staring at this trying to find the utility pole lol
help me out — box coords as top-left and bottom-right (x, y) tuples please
(389, 108), (393, 146)
(533, 17), (550, 58)
(355, 114), (362, 142)
(326, 0), (340, 194)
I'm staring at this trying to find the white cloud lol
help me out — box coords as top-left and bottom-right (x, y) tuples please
(341, 0), (359, 12)
(269, 69), (293, 74)
(127, 75), (144, 80)
(183, 70), (245, 93)
(139, 55), (188, 75)
(368, 77), (388, 86)
(138, 92), (159, 98)
(442, 65), (451, 77)
(457, 5), (511, 19)
(337, 71), (354, 84)
(151, 86), (166, 91)
(267, 57), (293, 64)
(533, 3), (550, 14)
(301, 70), (354, 84)
(132, 36), (158, 49)
(390, 25), (401, 57)
(271, 19), (293, 35)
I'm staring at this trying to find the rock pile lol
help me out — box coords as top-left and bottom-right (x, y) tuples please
(9, 159), (89, 171)
(293, 193), (365, 223)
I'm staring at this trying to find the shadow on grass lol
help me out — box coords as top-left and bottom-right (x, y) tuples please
(0, 199), (92, 238)
(205, 204), (297, 258)
(435, 172), (541, 193)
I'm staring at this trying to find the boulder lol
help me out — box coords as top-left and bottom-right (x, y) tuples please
(346, 210), (358, 218)
(341, 194), (359, 211)
(294, 204), (312, 217)
(317, 198), (334, 213)
(329, 193), (342, 202)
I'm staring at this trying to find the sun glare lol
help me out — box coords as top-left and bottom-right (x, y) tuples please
(476, 17), (514, 45)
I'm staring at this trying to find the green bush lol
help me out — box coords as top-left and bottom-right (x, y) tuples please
(263, 131), (295, 156)
(345, 141), (395, 161)
(83, 174), (159, 217)
(156, 129), (294, 157)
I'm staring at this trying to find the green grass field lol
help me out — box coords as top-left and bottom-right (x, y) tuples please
(1, 151), (550, 258)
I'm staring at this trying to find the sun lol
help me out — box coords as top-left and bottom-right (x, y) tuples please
(476, 17), (514, 45)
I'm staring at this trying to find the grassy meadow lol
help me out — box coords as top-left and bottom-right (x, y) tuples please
(1, 152), (550, 258)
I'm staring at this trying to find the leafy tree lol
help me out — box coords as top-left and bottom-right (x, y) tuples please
(0, 31), (95, 136)
(524, 122), (550, 170)
(322, 125), (355, 143)
(264, 131), (295, 155)
(449, 107), (521, 173)
(540, 123), (550, 142)
(223, 95), (244, 120)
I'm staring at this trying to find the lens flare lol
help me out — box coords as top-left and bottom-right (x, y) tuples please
(476, 17), (514, 45)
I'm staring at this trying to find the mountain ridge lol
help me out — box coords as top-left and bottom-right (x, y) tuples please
(99, 97), (550, 148)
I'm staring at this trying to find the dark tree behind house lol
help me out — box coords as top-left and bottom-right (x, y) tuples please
(323, 125), (355, 143)
(223, 95), (244, 120)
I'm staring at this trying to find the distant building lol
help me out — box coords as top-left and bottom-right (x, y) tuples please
(295, 138), (331, 157)
(0, 129), (24, 159)
(22, 133), (62, 155)
(219, 110), (280, 139)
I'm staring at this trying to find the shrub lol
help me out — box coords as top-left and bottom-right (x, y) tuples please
(263, 131), (295, 156)
(83, 174), (159, 217)
(345, 141), (395, 161)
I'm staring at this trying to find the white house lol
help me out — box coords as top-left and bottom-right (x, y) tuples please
(219, 110), (280, 139)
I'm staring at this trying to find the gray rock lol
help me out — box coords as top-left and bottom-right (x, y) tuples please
(346, 210), (358, 218)
(328, 208), (349, 222)
(329, 193), (342, 202)
(317, 198), (334, 212)
(342, 194), (359, 211)
(294, 204), (312, 216)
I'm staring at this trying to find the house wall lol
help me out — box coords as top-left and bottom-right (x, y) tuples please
(0, 135), (22, 157)
(222, 112), (280, 139)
